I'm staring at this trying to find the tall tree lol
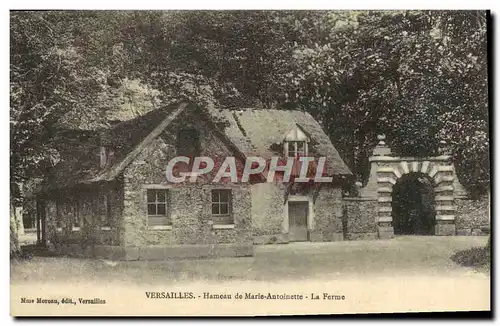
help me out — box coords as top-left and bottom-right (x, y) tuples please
(280, 10), (489, 194)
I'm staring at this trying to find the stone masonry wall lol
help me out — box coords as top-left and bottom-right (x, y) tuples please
(311, 186), (344, 242)
(455, 196), (490, 236)
(342, 198), (378, 240)
(122, 180), (252, 247)
(121, 118), (253, 249)
(251, 183), (287, 244)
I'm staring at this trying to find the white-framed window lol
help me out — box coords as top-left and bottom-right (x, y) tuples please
(147, 189), (171, 228)
(211, 189), (233, 225)
(284, 125), (309, 158)
(286, 141), (307, 158)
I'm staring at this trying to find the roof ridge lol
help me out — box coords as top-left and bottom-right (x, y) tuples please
(105, 104), (173, 132)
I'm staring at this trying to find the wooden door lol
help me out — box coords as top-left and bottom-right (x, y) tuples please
(288, 201), (309, 242)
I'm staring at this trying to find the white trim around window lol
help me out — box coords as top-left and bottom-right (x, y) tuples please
(145, 187), (172, 230)
(149, 225), (173, 230)
(285, 140), (308, 158)
(210, 189), (234, 226)
(212, 224), (235, 229)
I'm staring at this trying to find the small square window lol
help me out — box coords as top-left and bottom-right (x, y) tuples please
(286, 141), (307, 158)
(147, 189), (171, 227)
(211, 189), (233, 225)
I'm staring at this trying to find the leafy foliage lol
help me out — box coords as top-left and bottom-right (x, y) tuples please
(11, 11), (107, 202)
(280, 11), (489, 194)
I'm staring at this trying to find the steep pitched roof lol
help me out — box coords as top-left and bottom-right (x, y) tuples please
(89, 102), (190, 182)
(39, 102), (190, 191)
(210, 108), (352, 176)
(39, 103), (351, 192)
(38, 129), (102, 192)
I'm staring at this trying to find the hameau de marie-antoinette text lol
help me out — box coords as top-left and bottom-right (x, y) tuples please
(145, 292), (345, 300)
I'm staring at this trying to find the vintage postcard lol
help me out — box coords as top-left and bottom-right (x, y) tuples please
(10, 9), (491, 316)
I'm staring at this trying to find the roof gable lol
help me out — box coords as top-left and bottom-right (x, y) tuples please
(88, 102), (190, 183)
(284, 124), (310, 142)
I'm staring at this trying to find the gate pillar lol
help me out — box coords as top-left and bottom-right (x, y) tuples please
(360, 135), (463, 239)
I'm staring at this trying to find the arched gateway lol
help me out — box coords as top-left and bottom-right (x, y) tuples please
(358, 135), (468, 238)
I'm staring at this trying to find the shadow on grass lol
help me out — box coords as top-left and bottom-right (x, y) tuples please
(451, 246), (490, 271)
(14, 244), (59, 260)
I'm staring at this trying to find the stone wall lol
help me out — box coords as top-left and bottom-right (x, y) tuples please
(251, 183), (288, 244)
(342, 198), (378, 240)
(122, 181), (253, 247)
(455, 196), (490, 236)
(120, 121), (254, 256)
(311, 186), (344, 241)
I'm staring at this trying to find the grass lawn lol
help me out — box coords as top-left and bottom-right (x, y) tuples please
(11, 236), (489, 285)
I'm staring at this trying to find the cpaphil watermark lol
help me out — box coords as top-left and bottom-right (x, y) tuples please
(165, 156), (333, 183)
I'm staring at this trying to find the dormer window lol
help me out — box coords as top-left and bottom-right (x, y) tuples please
(287, 141), (307, 158)
(284, 125), (309, 158)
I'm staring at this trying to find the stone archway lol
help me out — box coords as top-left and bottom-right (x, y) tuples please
(392, 173), (436, 235)
(360, 135), (468, 238)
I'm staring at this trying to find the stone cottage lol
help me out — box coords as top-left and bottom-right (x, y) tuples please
(34, 102), (353, 260)
(32, 102), (490, 260)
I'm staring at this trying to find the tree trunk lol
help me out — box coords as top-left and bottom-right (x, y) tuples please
(16, 206), (25, 235)
(10, 202), (21, 258)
